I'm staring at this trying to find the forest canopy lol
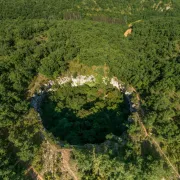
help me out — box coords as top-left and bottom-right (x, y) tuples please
(0, 0), (180, 179)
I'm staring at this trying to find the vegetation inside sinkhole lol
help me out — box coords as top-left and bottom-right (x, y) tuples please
(41, 83), (129, 145)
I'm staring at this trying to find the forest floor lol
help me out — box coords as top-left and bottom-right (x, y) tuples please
(26, 140), (78, 180)
(60, 149), (78, 180)
(26, 166), (44, 180)
(48, 142), (78, 180)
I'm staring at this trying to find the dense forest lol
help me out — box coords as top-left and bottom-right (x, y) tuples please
(0, 0), (180, 179)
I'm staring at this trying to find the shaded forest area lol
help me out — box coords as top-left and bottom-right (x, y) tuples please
(0, 0), (180, 179)
(41, 84), (129, 145)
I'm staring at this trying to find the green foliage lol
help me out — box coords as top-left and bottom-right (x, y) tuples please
(8, 109), (42, 162)
(0, 0), (180, 179)
(73, 146), (173, 179)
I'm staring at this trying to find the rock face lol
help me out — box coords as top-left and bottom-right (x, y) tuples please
(30, 75), (96, 112)
(110, 77), (125, 91)
(31, 75), (136, 113)
(71, 75), (95, 87)
(31, 92), (46, 112)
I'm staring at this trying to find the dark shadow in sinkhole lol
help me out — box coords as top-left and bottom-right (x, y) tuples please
(40, 97), (129, 145)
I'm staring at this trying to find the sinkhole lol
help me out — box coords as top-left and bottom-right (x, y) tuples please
(38, 83), (129, 145)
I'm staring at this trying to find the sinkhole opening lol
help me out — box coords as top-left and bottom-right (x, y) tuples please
(40, 83), (129, 145)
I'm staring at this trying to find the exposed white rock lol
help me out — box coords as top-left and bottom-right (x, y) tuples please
(48, 88), (58, 92)
(110, 77), (120, 90)
(160, 7), (164, 12)
(49, 80), (55, 86)
(31, 74), (138, 115)
(125, 91), (132, 95)
(71, 75), (95, 87)
(102, 77), (109, 85)
(166, 6), (171, 10)
(132, 104), (136, 108)
(38, 89), (43, 94)
(57, 77), (71, 85)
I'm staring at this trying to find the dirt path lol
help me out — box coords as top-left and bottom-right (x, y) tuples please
(26, 166), (44, 180)
(44, 141), (78, 180)
(60, 149), (78, 180)
(26, 146), (78, 180)
(150, 137), (180, 178)
(132, 87), (180, 178)
(136, 112), (180, 178)
(135, 113), (148, 137)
